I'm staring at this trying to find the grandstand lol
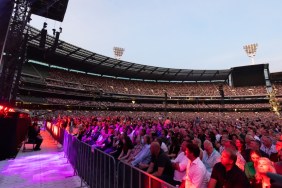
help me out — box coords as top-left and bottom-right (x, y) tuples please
(15, 26), (282, 114)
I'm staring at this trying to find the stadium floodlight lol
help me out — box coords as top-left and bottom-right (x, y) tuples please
(113, 47), (125, 59)
(243, 43), (258, 65)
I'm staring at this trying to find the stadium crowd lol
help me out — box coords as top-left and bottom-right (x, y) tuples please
(44, 110), (282, 187)
(45, 68), (269, 97)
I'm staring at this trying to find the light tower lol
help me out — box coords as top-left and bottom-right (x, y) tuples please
(113, 47), (125, 60)
(243, 43), (258, 65)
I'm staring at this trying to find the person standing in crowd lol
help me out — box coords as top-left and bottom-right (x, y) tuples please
(208, 149), (250, 188)
(180, 143), (208, 188)
(171, 141), (189, 186)
(147, 142), (174, 184)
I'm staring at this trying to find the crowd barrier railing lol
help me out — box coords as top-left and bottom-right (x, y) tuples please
(48, 123), (176, 188)
(117, 160), (176, 188)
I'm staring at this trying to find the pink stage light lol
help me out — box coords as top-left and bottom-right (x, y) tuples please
(53, 126), (58, 136)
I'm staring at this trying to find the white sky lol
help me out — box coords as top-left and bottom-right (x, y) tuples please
(30, 0), (282, 73)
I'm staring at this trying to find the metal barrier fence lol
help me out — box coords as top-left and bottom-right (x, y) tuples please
(48, 123), (176, 188)
(61, 130), (116, 188)
(117, 161), (176, 188)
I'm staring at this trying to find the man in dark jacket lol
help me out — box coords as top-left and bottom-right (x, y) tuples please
(28, 122), (43, 151)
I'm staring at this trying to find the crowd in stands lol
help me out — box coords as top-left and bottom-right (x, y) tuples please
(30, 68), (268, 97)
(44, 98), (272, 110)
(272, 83), (282, 96)
(44, 110), (282, 187)
(223, 85), (267, 96)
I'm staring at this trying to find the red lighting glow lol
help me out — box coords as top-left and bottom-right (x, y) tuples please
(8, 108), (15, 112)
(47, 122), (52, 129)
(0, 105), (15, 113)
(53, 126), (58, 136)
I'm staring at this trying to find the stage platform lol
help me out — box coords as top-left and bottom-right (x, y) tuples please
(0, 130), (82, 188)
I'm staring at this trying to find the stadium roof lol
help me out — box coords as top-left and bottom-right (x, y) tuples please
(26, 26), (231, 82)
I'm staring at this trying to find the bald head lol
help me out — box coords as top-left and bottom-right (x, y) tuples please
(150, 142), (161, 156)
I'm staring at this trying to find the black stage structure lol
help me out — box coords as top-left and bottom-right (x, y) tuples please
(0, 0), (68, 105)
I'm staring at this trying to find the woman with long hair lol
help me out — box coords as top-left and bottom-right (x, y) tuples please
(254, 157), (276, 188)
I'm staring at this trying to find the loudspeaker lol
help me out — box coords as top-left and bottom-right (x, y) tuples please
(39, 29), (47, 48)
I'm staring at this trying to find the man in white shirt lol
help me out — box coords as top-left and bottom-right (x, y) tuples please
(171, 141), (189, 186)
(180, 143), (209, 188)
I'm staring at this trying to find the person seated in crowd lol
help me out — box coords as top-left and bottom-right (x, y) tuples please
(123, 136), (143, 163)
(244, 139), (269, 162)
(224, 140), (246, 171)
(98, 134), (114, 152)
(155, 137), (169, 154)
(147, 142), (174, 184)
(92, 128), (109, 149)
(180, 143), (209, 188)
(192, 138), (203, 160)
(254, 157), (276, 188)
(274, 137), (282, 175)
(118, 135), (134, 161)
(167, 135), (181, 159)
(202, 140), (221, 178)
(260, 136), (277, 158)
(28, 122), (43, 151)
(219, 135), (229, 154)
(171, 141), (189, 186)
(131, 135), (151, 169)
(110, 132), (125, 158)
(235, 138), (247, 161)
(245, 134), (256, 149)
(244, 150), (261, 186)
(208, 149), (250, 188)
(271, 135), (282, 162)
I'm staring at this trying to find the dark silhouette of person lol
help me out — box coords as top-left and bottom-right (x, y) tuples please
(28, 122), (43, 150)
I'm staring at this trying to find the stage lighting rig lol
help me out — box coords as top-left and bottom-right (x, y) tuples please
(52, 28), (56, 36)
(39, 22), (48, 48)
(243, 43), (258, 65)
(43, 22), (47, 29)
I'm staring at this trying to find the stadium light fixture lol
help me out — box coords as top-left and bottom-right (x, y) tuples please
(113, 47), (125, 60)
(243, 43), (258, 65)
